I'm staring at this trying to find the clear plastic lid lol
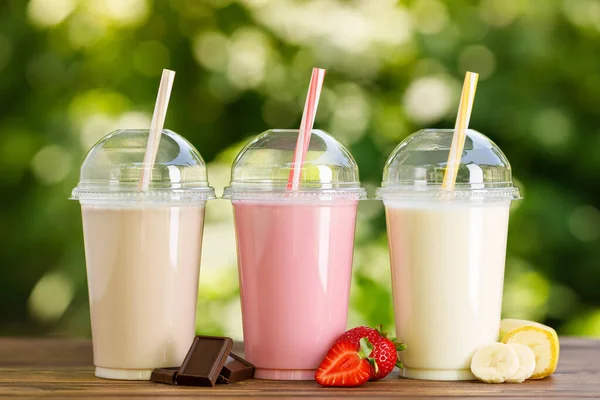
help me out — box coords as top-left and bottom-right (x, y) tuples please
(376, 129), (521, 201)
(223, 129), (367, 200)
(71, 129), (215, 203)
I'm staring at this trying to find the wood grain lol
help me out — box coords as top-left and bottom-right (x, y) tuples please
(0, 338), (597, 398)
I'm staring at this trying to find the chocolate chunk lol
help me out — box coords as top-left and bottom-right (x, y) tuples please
(176, 335), (233, 387)
(218, 353), (255, 384)
(151, 367), (179, 385)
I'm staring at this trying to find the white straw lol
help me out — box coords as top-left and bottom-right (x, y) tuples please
(139, 69), (176, 190)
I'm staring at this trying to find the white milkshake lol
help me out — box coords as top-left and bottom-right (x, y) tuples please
(82, 205), (204, 380)
(377, 128), (521, 381)
(385, 201), (510, 380)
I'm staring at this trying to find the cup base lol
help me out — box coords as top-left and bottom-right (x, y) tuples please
(253, 368), (316, 380)
(95, 367), (153, 380)
(401, 367), (476, 381)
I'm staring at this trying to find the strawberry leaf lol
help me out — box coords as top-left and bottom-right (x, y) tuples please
(375, 324), (388, 338)
(358, 337), (373, 359)
(378, 328), (407, 352)
(395, 359), (405, 369)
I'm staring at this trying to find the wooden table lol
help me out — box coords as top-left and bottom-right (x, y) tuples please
(0, 338), (598, 398)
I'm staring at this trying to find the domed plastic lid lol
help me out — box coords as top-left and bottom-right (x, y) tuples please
(71, 129), (215, 203)
(376, 129), (521, 201)
(223, 129), (366, 200)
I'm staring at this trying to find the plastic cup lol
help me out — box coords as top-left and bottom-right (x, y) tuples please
(224, 129), (366, 380)
(71, 129), (215, 380)
(376, 129), (521, 381)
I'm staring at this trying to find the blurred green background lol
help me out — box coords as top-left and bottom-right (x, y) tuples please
(1, 0), (599, 339)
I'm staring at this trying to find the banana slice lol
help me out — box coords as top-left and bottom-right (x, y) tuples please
(501, 324), (559, 379)
(505, 343), (536, 383)
(470, 343), (519, 383)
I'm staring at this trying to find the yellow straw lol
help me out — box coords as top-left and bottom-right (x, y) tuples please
(441, 71), (479, 189)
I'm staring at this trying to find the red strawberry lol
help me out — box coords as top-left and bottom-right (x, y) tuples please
(315, 338), (375, 387)
(335, 326), (378, 346)
(335, 325), (407, 380)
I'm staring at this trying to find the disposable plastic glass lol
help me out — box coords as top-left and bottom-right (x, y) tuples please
(377, 129), (520, 381)
(71, 129), (215, 380)
(225, 129), (366, 380)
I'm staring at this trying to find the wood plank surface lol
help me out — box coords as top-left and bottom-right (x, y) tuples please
(0, 337), (597, 398)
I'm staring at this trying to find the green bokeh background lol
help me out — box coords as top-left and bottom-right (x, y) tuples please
(2, 0), (600, 339)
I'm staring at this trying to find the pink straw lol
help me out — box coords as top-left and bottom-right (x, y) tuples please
(287, 68), (326, 191)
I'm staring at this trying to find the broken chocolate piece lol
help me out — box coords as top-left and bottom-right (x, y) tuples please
(176, 335), (233, 387)
(151, 367), (179, 385)
(218, 353), (255, 384)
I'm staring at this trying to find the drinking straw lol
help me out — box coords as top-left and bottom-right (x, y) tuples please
(286, 68), (326, 191)
(441, 71), (479, 189)
(138, 69), (176, 190)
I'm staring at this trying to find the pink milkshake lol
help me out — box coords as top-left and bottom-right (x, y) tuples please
(234, 200), (357, 379)
(225, 129), (366, 380)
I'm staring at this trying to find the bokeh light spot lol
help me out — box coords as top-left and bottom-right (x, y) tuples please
(192, 31), (229, 71)
(480, 0), (522, 27)
(412, 0), (449, 35)
(531, 109), (572, 150)
(80, 112), (151, 150)
(69, 90), (131, 134)
(264, 64), (291, 101)
(360, 1), (412, 46)
(227, 28), (271, 89)
(328, 84), (371, 144)
(80, 114), (116, 150)
(326, 8), (369, 53)
(458, 45), (496, 80)
(403, 76), (456, 124)
(102, 0), (150, 27)
(28, 271), (74, 323)
(243, 0), (412, 61)
(563, 0), (600, 31)
(31, 145), (72, 185)
(67, 14), (107, 49)
(27, 0), (76, 28)
(115, 111), (152, 130)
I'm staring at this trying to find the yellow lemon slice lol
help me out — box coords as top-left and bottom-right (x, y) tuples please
(500, 321), (559, 379)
